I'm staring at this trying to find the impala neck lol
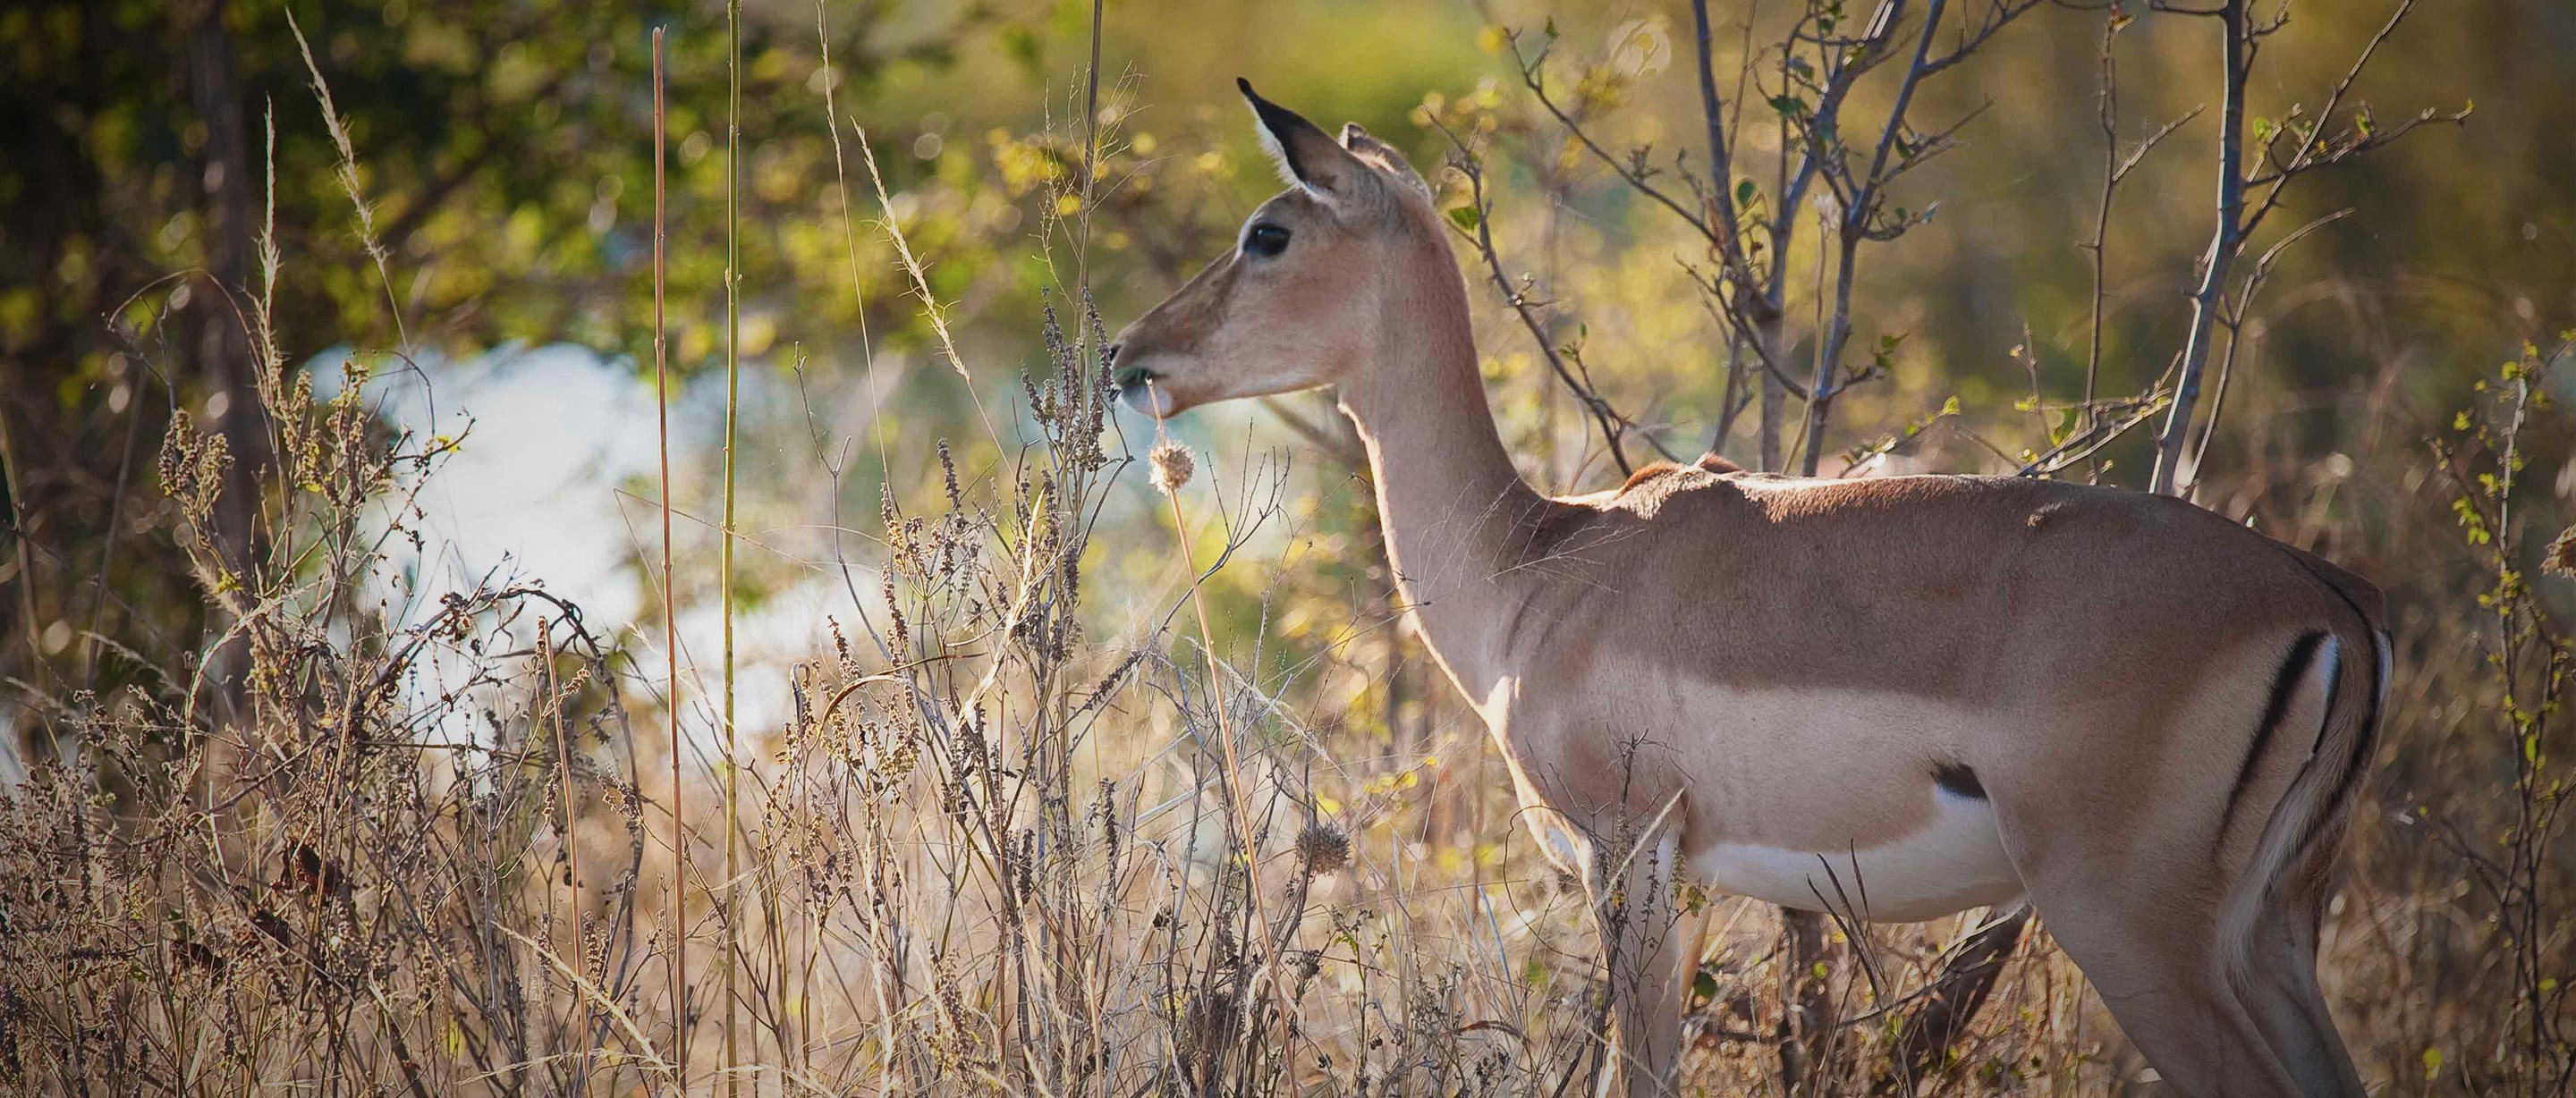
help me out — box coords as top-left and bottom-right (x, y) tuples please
(1335, 239), (1546, 703)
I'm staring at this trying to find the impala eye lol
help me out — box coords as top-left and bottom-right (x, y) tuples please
(1243, 223), (1291, 258)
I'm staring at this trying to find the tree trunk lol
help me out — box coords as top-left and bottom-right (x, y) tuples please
(1755, 310), (1786, 473)
(2149, 0), (2249, 497)
(183, 0), (261, 730)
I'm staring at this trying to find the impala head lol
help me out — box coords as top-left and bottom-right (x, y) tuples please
(1109, 79), (1439, 418)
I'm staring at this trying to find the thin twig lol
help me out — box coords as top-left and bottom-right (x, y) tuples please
(2180, 207), (2352, 495)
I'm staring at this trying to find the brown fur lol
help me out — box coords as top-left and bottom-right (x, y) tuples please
(1110, 84), (2384, 1098)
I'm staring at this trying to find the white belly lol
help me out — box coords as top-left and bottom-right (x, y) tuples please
(1690, 788), (2022, 922)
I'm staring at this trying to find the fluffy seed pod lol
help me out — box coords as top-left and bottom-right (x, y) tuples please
(1148, 441), (1195, 495)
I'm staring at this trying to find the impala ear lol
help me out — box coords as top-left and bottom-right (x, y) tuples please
(1341, 122), (1429, 200)
(1238, 78), (1370, 199)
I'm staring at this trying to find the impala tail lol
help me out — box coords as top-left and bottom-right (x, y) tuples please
(2216, 607), (2387, 1096)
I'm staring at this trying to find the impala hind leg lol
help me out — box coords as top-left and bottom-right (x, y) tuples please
(1991, 765), (2300, 1098)
(2223, 852), (2364, 1097)
(2010, 867), (2297, 1097)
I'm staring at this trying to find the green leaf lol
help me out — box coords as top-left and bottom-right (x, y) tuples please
(1446, 205), (1481, 232)
(1736, 178), (1758, 207)
(1769, 95), (1810, 118)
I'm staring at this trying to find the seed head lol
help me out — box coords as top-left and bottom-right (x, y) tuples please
(2546, 523), (2576, 579)
(1148, 441), (1195, 495)
(1295, 822), (1350, 875)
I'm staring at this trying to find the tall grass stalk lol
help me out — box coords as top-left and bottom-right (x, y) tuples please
(651, 27), (686, 1092)
(284, 10), (406, 350)
(1150, 440), (1256, 897)
(539, 629), (591, 1088)
(848, 119), (996, 441)
(814, 1), (889, 479)
(720, 0), (745, 1091)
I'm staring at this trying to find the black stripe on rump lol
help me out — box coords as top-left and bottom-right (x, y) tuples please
(2218, 630), (2330, 840)
(1933, 761), (1986, 800)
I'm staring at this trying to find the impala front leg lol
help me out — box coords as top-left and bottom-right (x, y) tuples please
(1583, 806), (1710, 1098)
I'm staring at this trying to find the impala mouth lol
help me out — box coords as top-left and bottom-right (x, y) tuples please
(1113, 365), (1175, 418)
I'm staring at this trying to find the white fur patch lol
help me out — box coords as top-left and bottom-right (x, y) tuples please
(1690, 792), (2022, 922)
(1246, 103), (1335, 201)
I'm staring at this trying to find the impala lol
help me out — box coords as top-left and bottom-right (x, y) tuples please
(1108, 81), (2388, 1098)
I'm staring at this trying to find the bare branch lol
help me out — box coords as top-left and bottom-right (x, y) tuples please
(2117, 106), (2207, 181)
(1438, 121), (1644, 476)
(2178, 207), (2352, 495)
(1920, 0), (2047, 76)
(1867, 99), (1992, 199)
(1512, 35), (1723, 247)
(1770, 0), (1910, 265)
(1690, 0), (1753, 283)
(2238, 0), (2462, 240)
(1872, 906), (2033, 1095)
(1683, 259), (1818, 401)
(2240, 104), (2468, 238)
(2081, 12), (2122, 443)
(2020, 393), (2169, 477)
